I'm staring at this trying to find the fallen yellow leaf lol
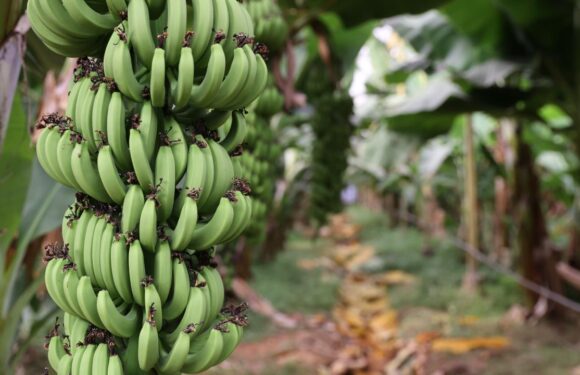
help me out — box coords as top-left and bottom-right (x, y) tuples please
(458, 315), (480, 326)
(345, 246), (376, 271)
(432, 336), (510, 354)
(376, 271), (416, 285)
(369, 311), (398, 333)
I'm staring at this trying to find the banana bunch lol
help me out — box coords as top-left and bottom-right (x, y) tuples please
(245, 0), (288, 53)
(253, 83), (285, 118)
(232, 105), (282, 244)
(308, 90), (353, 226)
(28, 0), (268, 110)
(44, 242), (246, 375)
(28, 0), (274, 372)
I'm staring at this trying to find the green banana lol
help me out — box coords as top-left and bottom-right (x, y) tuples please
(129, 128), (155, 192)
(170, 194), (198, 251)
(111, 234), (134, 304)
(71, 210), (90, 275)
(161, 286), (207, 345)
(56, 128), (83, 190)
(199, 139), (234, 213)
(181, 329), (223, 373)
(44, 126), (72, 187)
(139, 197), (158, 252)
(78, 343), (96, 374)
(143, 281), (163, 329)
(107, 354), (125, 375)
(107, 91), (132, 171)
(46, 258), (75, 314)
(200, 266), (225, 323)
(82, 214), (98, 280)
(96, 290), (139, 338)
(189, 197), (235, 249)
(128, 239), (147, 305)
(99, 222), (119, 297)
(121, 184), (145, 233)
(90, 216), (107, 287)
(217, 322), (243, 364)
(113, 38), (146, 102)
(163, 117), (188, 181)
(62, 0), (116, 33)
(106, 0), (128, 20)
(128, 0), (155, 68)
(63, 268), (84, 316)
(58, 353), (73, 375)
(189, 44), (226, 108)
(165, 0), (187, 66)
(47, 335), (66, 371)
(220, 190), (249, 243)
(150, 48), (166, 107)
(156, 325), (193, 374)
(212, 47), (250, 109)
(153, 240), (173, 304)
(138, 315), (160, 371)
(71, 345), (86, 375)
(195, 137), (215, 208)
(174, 45), (195, 109)
(220, 110), (247, 152)
(97, 145), (127, 205)
(92, 343), (110, 375)
(154, 145), (176, 222)
(190, 0), (214, 60)
(162, 258), (191, 320)
(77, 275), (105, 328)
(139, 102), (158, 161)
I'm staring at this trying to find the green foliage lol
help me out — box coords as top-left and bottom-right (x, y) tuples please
(348, 206), (524, 315)
(0, 93), (33, 257)
(250, 234), (340, 314)
(278, 0), (451, 27)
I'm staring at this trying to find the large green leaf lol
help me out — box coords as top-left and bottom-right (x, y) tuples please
(20, 159), (75, 240)
(497, 0), (573, 58)
(385, 9), (523, 74)
(441, 0), (522, 59)
(334, 0), (451, 27)
(0, 273), (44, 368)
(319, 14), (378, 80)
(2, 184), (62, 309)
(277, 0), (450, 27)
(0, 93), (33, 257)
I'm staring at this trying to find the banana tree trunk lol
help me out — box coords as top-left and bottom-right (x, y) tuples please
(234, 238), (253, 280)
(513, 122), (564, 316)
(493, 119), (511, 265)
(462, 114), (478, 292)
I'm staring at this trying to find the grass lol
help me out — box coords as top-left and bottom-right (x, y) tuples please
(347, 205), (524, 316)
(208, 363), (311, 375)
(249, 233), (340, 314)
(243, 232), (341, 342)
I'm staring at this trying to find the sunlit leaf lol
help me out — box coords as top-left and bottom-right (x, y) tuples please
(432, 336), (510, 353)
